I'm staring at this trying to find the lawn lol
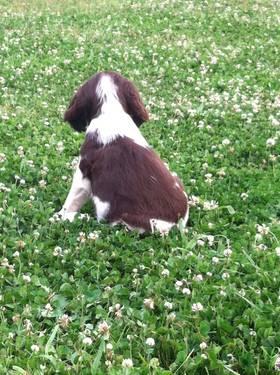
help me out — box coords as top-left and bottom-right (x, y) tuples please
(0, 0), (280, 373)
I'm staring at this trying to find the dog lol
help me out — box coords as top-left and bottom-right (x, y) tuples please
(56, 71), (188, 234)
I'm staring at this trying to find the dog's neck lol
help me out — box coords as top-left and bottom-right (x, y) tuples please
(86, 110), (148, 148)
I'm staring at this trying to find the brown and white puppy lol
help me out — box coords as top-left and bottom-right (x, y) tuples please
(56, 71), (188, 234)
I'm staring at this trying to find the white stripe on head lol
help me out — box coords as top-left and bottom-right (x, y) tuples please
(96, 74), (122, 114)
(86, 74), (149, 148)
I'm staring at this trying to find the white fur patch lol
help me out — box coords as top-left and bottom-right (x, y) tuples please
(182, 205), (189, 227)
(96, 74), (122, 114)
(93, 196), (110, 221)
(150, 218), (175, 236)
(86, 75), (148, 148)
(54, 162), (91, 221)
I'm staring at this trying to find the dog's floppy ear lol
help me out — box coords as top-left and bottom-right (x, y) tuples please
(123, 79), (149, 127)
(64, 91), (89, 132)
(64, 74), (101, 132)
(111, 72), (149, 127)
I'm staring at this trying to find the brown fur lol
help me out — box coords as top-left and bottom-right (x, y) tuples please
(80, 135), (188, 231)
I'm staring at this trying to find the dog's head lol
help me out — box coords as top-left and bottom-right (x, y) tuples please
(64, 72), (149, 132)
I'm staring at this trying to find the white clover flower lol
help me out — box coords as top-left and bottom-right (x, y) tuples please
(146, 337), (155, 347)
(24, 319), (33, 333)
(82, 337), (92, 345)
(0, 183), (11, 192)
(115, 309), (123, 319)
(144, 298), (154, 310)
(22, 274), (31, 283)
(206, 272), (213, 277)
(256, 224), (269, 235)
(193, 274), (203, 282)
(192, 303), (204, 312)
(88, 231), (99, 240)
(17, 146), (25, 157)
(39, 180), (47, 188)
(222, 272), (230, 280)
(53, 246), (63, 257)
(149, 357), (160, 368)
(182, 288), (191, 295)
(212, 257), (219, 264)
(106, 343), (113, 351)
(197, 239), (205, 247)
(31, 344), (40, 352)
(207, 235), (215, 246)
(77, 232), (86, 243)
(0, 153), (6, 163)
(122, 358), (133, 368)
(41, 166), (49, 176)
(167, 312), (176, 321)
(203, 200), (219, 211)
(175, 280), (183, 290)
(41, 303), (53, 317)
(188, 195), (200, 207)
(1, 258), (9, 267)
(98, 321), (110, 335)
(224, 248), (232, 257)
(201, 353), (208, 359)
(27, 160), (34, 168)
(269, 154), (277, 162)
(58, 314), (71, 329)
(205, 173), (213, 184)
(275, 355), (280, 371)
(56, 141), (64, 153)
(249, 329), (256, 337)
(275, 247), (280, 257)
(8, 264), (15, 273)
(255, 244), (267, 251)
(217, 169), (226, 178)
(210, 56), (218, 65)
(266, 138), (276, 147)
(270, 116), (280, 126)
(241, 192), (248, 200)
(164, 301), (173, 310)
(200, 342), (208, 350)
(161, 268), (170, 277)
(222, 138), (231, 146)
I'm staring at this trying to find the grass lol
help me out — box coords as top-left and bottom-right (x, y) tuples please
(0, 0), (280, 373)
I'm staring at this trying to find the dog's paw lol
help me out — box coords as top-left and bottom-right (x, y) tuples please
(50, 210), (78, 223)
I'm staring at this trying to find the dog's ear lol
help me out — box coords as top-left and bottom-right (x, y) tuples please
(123, 79), (149, 127)
(111, 73), (149, 127)
(64, 91), (88, 132)
(64, 75), (101, 132)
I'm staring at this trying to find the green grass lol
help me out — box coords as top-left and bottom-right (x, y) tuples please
(0, 0), (280, 373)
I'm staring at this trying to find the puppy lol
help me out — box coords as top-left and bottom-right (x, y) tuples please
(57, 71), (188, 234)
